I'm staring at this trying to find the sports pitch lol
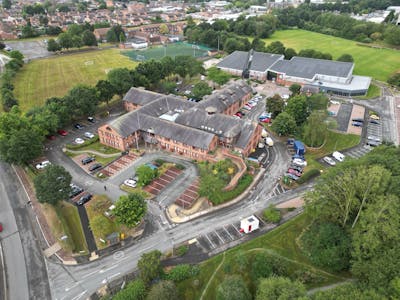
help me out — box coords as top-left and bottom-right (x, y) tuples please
(264, 29), (400, 81)
(122, 42), (210, 61)
(13, 49), (138, 111)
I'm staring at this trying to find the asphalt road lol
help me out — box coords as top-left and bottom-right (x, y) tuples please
(0, 162), (51, 300)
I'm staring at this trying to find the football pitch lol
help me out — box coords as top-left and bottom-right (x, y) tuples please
(264, 29), (400, 81)
(13, 49), (138, 111)
(122, 42), (210, 61)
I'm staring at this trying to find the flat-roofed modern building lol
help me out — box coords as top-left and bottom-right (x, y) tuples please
(98, 81), (262, 160)
(217, 50), (371, 96)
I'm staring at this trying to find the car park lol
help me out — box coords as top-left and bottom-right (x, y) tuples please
(367, 136), (381, 142)
(69, 184), (84, 198)
(89, 163), (102, 172)
(323, 156), (336, 166)
(75, 138), (85, 144)
(124, 179), (137, 188)
(81, 156), (95, 165)
(36, 160), (51, 170)
(76, 193), (92, 206)
(292, 154), (304, 160)
(57, 129), (68, 136)
(74, 123), (84, 129)
(293, 158), (307, 167)
(84, 132), (95, 139)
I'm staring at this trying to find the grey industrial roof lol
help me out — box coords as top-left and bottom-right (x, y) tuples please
(269, 56), (354, 79)
(315, 75), (371, 92)
(123, 88), (164, 106)
(216, 51), (283, 73)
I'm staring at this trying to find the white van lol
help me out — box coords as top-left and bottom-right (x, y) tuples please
(332, 151), (345, 162)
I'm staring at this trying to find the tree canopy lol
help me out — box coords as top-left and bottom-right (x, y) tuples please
(138, 250), (163, 284)
(216, 275), (251, 300)
(271, 112), (296, 136)
(113, 192), (147, 228)
(255, 276), (306, 300)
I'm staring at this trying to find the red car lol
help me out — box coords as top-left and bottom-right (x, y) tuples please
(288, 168), (302, 177)
(260, 118), (271, 123)
(0, 222), (3, 232)
(57, 129), (68, 136)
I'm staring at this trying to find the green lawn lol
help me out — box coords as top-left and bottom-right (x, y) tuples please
(264, 29), (400, 81)
(56, 201), (88, 253)
(355, 83), (381, 100)
(13, 48), (138, 111)
(177, 214), (348, 300)
(70, 140), (121, 155)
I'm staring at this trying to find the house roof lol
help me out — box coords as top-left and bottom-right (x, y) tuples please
(123, 87), (164, 106)
(269, 56), (354, 79)
(216, 50), (283, 73)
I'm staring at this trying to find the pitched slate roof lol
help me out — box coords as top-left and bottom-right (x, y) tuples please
(216, 50), (283, 73)
(269, 56), (354, 79)
(123, 87), (164, 106)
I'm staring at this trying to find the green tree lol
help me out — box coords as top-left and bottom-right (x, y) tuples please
(271, 112), (296, 136)
(1, 89), (18, 111)
(265, 41), (285, 54)
(387, 72), (400, 88)
(72, 35), (83, 48)
(47, 38), (61, 52)
(107, 68), (133, 96)
(263, 204), (281, 223)
(384, 25), (400, 45)
(0, 107), (43, 164)
(58, 32), (74, 49)
(251, 253), (273, 281)
(136, 60), (165, 85)
(337, 54), (354, 62)
(2, 0), (11, 9)
(207, 67), (231, 86)
(34, 165), (72, 205)
(82, 30), (97, 46)
(138, 250), (163, 284)
(9, 50), (24, 62)
(289, 83), (301, 95)
(113, 279), (147, 300)
(302, 111), (327, 147)
(113, 193), (147, 228)
(251, 37), (265, 51)
(174, 56), (204, 78)
(136, 165), (157, 186)
(95, 80), (115, 106)
(45, 97), (72, 127)
(266, 94), (285, 118)
(216, 275), (251, 300)
(306, 93), (329, 111)
(166, 264), (198, 282)
(27, 106), (59, 136)
(301, 222), (351, 272)
(192, 81), (212, 100)
(285, 95), (309, 126)
(146, 280), (178, 300)
(284, 48), (297, 59)
(66, 84), (99, 117)
(256, 277), (306, 300)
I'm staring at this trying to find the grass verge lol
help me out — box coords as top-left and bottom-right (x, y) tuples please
(119, 185), (152, 199)
(264, 29), (400, 81)
(68, 140), (121, 155)
(355, 83), (381, 100)
(177, 214), (348, 300)
(65, 150), (116, 166)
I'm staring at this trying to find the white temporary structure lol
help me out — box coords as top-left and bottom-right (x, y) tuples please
(240, 215), (260, 234)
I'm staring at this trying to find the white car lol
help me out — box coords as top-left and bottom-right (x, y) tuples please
(84, 132), (95, 139)
(292, 158), (307, 167)
(323, 156), (336, 166)
(124, 179), (137, 188)
(36, 160), (51, 170)
(332, 151), (345, 162)
(75, 138), (85, 144)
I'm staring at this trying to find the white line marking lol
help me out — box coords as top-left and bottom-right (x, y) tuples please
(71, 290), (87, 300)
(223, 226), (234, 240)
(99, 264), (119, 274)
(65, 282), (78, 292)
(108, 272), (121, 280)
(204, 234), (216, 248)
(81, 269), (99, 279)
(214, 230), (224, 243)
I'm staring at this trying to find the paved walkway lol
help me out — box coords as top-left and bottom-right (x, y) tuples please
(77, 205), (97, 253)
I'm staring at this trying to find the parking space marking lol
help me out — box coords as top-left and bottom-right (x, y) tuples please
(204, 234), (216, 249)
(223, 226), (234, 240)
(214, 230), (225, 244)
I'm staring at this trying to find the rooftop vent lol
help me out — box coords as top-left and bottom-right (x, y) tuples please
(205, 106), (218, 115)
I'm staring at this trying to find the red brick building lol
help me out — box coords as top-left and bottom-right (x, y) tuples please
(98, 81), (262, 160)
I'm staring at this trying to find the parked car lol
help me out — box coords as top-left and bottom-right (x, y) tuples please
(369, 119), (380, 125)
(367, 136), (381, 142)
(292, 158), (307, 167)
(124, 179), (137, 188)
(75, 138), (85, 144)
(289, 164), (303, 173)
(259, 117), (271, 123)
(367, 140), (380, 147)
(292, 154), (305, 160)
(323, 156), (336, 166)
(87, 116), (95, 123)
(370, 114), (380, 120)
(69, 184), (84, 198)
(81, 156), (95, 165)
(36, 160), (51, 170)
(288, 168), (302, 177)
(57, 129), (68, 136)
(74, 123), (84, 130)
(89, 163), (102, 172)
(285, 173), (299, 181)
(332, 151), (345, 162)
(76, 193), (92, 206)
(352, 118), (364, 123)
(84, 132), (95, 139)
(351, 121), (363, 127)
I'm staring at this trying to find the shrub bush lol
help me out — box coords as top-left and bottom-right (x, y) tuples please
(263, 205), (281, 223)
(176, 245), (189, 256)
(175, 163), (185, 170)
(297, 168), (320, 184)
(166, 264), (199, 282)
